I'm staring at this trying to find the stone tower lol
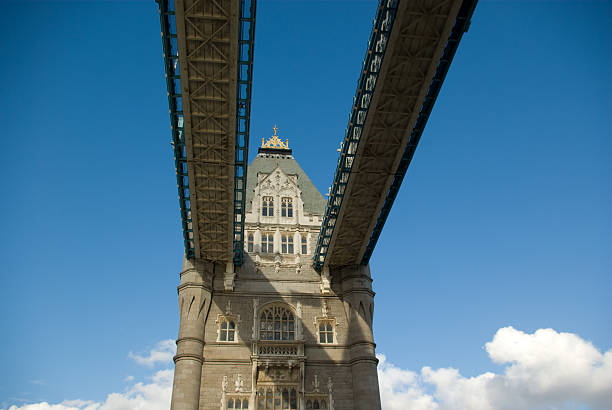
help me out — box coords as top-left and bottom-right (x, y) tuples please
(170, 128), (381, 410)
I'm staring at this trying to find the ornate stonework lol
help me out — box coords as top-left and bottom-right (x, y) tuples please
(171, 146), (380, 410)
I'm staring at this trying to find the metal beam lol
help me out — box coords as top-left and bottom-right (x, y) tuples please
(314, 0), (477, 270)
(157, 0), (256, 264)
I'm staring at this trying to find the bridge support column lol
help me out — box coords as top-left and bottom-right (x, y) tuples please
(171, 257), (213, 410)
(339, 264), (381, 410)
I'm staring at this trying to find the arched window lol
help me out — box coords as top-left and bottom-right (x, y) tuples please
(321, 399), (327, 409)
(306, 400), (312, 409)
(259, 305), (295, 340)
(247, 233), (254, 252)
(281, 234), (294, 254)
(227, 398), (247, 409)
(301, 236), (308, 254)
(281, 197), (293, 217)
(261, 233), (274, 253)
(313, 399), (320, 409)
(262, 196), (274, 217)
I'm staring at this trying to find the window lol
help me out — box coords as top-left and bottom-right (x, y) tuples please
(281, 234), (294, 254)
(261, 233), (274, 253)
(258, 387), (297, 409)
(301, 236), (308, 254)
(219, 319), (236, 342)
(318, 320), (334, 344)
(260, 305), (295, 340)
(227, 398), (248, 409)
(281, 197), (293, 217)
(262, 196), (274, 217)
(247, 233), (254, 252)
(306, 399), (327, 409)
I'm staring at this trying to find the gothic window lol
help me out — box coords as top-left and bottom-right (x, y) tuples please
(281, 234), (294, 254)
(317, 319), (334, 344)
(258, 387), (297, 409)
(247, 233), (254, 253)
(281, 197), (293, 217)
(262, 196), (274, 217)
(218, 318), (236, 342)
(306, 399), (327, 409)
(301, 236), (308, 254)
(227, 398), (248, 409)
(261, 233), (274, 253)
(259, 305), (295, 340)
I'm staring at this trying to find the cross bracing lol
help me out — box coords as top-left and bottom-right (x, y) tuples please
(157, 0), (256, 264)
(314, 0), (478, 270)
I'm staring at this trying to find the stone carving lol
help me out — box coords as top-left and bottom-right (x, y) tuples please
(327, 376), (333, 393)
(320, 267), (332, 295)
(274, 254), (281, 273)
(312, 374), (320, 392)
(222, 375), (228, 392)
(225, 300), (232, 315)
(258, 344), (298, 356)
(322, 300), (329, 317)
(252, 298), (259, 339)
(257, 364), (299, 383)
(235, 374), (244, 392)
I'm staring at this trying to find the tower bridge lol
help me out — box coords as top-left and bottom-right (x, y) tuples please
(156, 1), (477, 409)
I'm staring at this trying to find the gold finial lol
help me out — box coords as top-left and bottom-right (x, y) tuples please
(262, 125), (290, 149)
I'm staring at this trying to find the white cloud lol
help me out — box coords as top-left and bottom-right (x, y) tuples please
(6, 341), (175, 410)
(7, 370), (172, 410)
(8, 328), (612, 410)
(127, 339), (175, 368)
(378, 326), (612, 410)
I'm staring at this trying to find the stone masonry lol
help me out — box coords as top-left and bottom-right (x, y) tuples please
(171, 136), (381, 410)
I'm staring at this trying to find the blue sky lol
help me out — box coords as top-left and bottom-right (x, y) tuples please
(1, 1), (610, 409)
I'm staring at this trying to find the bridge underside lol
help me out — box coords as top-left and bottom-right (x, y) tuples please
(176, 0), (238, 261)
(319, 0), (476, 269)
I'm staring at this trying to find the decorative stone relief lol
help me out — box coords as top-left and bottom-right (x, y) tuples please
(296, 301), (303, 339)
(257, 363), (299, 383)
(235, 374), (244, 392)
(312, 374), (320, 392)
(224, 261), (236, 292)
(320, 267), (332, 295)
(252, 298), (259, 339)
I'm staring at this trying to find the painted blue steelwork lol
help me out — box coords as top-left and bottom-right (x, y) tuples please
(233, 0), (257, 266)
(313, 0), (400, 271)
(360, 0), (478, 265)
(157, 0), (194, 259)
(157, 0), (257, 263)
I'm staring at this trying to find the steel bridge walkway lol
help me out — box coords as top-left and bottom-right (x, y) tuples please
(314, 0), (477, 271)
(157, 0), (477, 273)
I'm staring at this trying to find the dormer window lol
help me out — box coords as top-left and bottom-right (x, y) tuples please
(281, 197), (293, 217)
(281, 234), (294, 254)
(262, 196), (274, 217)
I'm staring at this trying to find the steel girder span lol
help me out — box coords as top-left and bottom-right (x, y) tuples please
(314, 0), (477, 270)
(157, 0), (256, 265)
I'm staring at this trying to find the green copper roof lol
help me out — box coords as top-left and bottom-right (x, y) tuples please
(246, 154), (327, 216)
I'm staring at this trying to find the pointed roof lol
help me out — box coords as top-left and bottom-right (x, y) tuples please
(246, 153), (326, 216)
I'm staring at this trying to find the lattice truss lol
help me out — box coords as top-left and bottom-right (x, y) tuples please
(176, 0), (238, 261)
(326, 0), (462, 267)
